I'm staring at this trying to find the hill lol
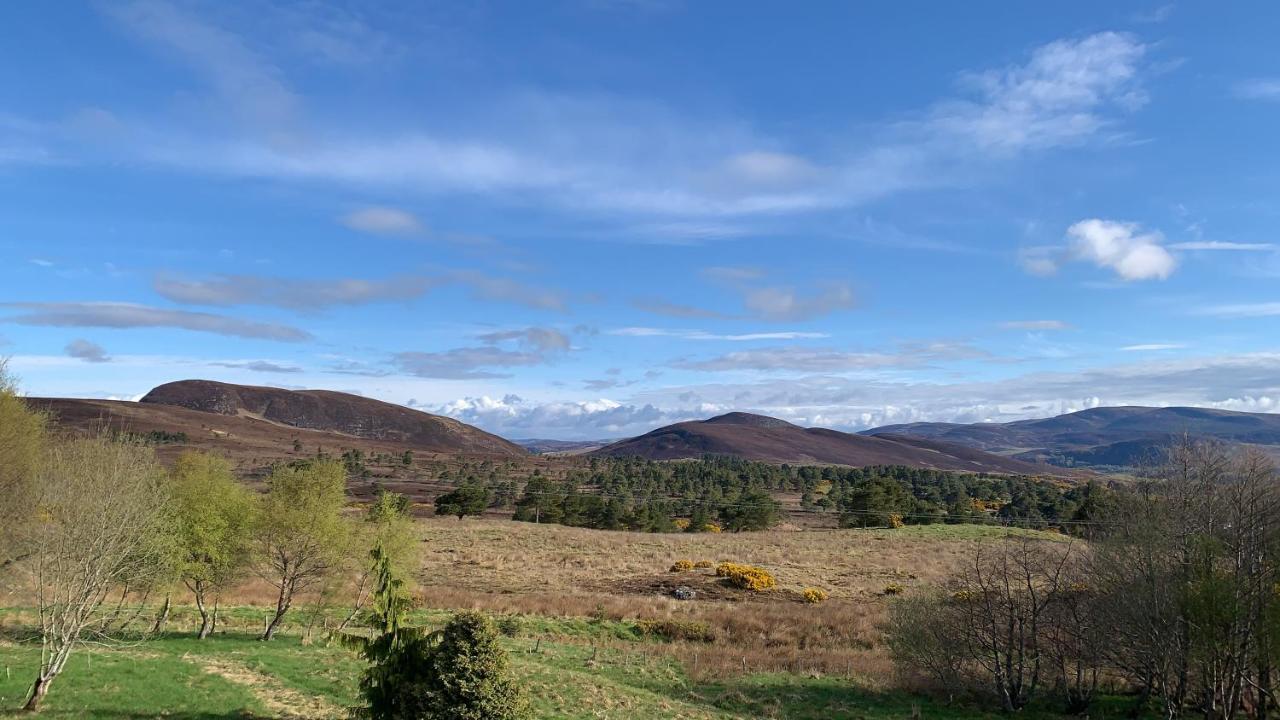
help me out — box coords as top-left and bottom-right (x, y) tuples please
(864, 405), (1280, 468)
(591, 412), (1077, 476)
(139, 379), (525, 456)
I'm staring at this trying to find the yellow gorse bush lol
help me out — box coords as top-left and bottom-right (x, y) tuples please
(883, 582), (906, 595)
(802, 587), (829, 604)
(693, 560), (713, 568)
(715, 562), (777, 591)
(669, 559), (695, 572)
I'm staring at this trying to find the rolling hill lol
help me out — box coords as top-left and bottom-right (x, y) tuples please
(864, 406), (1280, 468)
(591, 411), (1079, 476)
(29, 380), (526, 476)
(139, 379), (525, 456)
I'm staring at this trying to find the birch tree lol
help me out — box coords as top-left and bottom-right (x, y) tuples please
(20, 435), (175, 712)
(171, 451), (256, 639)
(255, 459), (349, 641)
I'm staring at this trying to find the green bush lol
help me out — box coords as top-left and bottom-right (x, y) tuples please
(357, 611), (527, 720)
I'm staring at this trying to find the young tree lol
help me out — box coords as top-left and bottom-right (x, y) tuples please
(339, 491), (417, 633)
(170, 451), (256, 639)
(20, 435), (176, 711)
(255, 459), (350, 641)
(435, 483), (492, 520)
(0, 360), (46, 572)
(422, 611), (527, 719)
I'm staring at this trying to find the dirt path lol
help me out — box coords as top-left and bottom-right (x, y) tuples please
(187, 655), (344, 719)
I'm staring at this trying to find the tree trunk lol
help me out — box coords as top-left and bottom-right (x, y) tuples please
(151, 594), (171, 635)
(195, 590), (212, 640)
(262, 582), (293, 641)
(24, 674), (50, 712)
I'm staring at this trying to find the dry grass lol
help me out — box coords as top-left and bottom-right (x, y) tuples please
(148, 518), (1055, 682)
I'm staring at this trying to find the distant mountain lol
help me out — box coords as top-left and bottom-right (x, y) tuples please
(515, 438), (613, 455)
(591, 412), (1077, 476)
(864, 406), (1280, 469)
(135, 379), (527, 457)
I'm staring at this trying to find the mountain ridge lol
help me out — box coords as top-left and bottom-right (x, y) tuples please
(591, 412), (1080, 476)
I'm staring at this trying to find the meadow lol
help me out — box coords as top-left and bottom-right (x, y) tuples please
(0, 520), (1069, 719)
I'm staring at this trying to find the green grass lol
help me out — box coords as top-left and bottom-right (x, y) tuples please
(0, 607), (1102, 719)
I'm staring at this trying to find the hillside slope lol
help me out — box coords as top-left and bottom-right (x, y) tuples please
(864, 406), (1280, 467)
(140, 379), (525, 456)
(591, 412), (1076, 476)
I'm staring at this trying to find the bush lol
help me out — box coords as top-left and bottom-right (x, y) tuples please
(496, 615), (522, 637)
(693, 560), (713, 569)
(636, 618), (715, 643)
(669, 559), (695, 572)
(715, 562), (777, 592)
(802, 587), (829, 604)
(357, 611), (527, 720)
(884, 582), (906, 595)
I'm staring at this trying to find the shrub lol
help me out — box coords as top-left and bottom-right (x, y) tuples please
(884, 582), (906, 595)
(355, 608), (527, 720)
(636, 618), (715, 643)
(888, 512), (905, 529)
(669, 559), (695, 572)
(802, 587), (829, 604)
(429, 612), (527, 719)
(693, 560), (713, 569)
(496, 615), (521, 637)
(715, 562), (777, 592)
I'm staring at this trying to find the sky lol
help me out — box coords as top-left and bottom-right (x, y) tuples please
(3, 1), (1280, 440)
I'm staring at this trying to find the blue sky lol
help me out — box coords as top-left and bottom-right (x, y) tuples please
(4, 1), (1280, 439)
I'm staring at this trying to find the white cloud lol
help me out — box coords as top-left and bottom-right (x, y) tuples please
(437, 394), (686, 439)
(69, 15), (1155, 222)
(1000, 320), (1071, 331)
(1120, 343), (1185, 351)
(1168, 241), (1275, 251)
(933, 32), (1148, 153)
(673, 342), (987, 373)
(339, 207), (425, 236)
(1065, 219), (1176, 280)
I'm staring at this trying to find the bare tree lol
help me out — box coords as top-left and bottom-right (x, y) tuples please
(18, 435), (175, 712)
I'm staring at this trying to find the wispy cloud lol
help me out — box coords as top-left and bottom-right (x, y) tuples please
(1120, 343), (1185, 352)
(154, 273), (437, 310)
(1000, 320), (1071, 331)
(609, 327), (829, 341)
(80, 12), (1155, 222)
(1234, 78), (1280, 101)
(3, 302), (312, 342)
(339, 207), (426, 236)
(672, 341), (987, 372)
(392, 327), (571, 379)
(1194, 303), (1280, 318)
(1169, 241), (1275, 251)
(209, 359), (304, 373)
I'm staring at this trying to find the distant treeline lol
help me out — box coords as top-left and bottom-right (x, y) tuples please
(434, 455), (1108, 533)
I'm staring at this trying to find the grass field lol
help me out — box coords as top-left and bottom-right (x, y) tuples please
(0, 521), (1074, 718)
(0, 616), (1080, 720)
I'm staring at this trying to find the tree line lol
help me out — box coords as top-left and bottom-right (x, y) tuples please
(888, 439), (1280, 720)
(430, 455), (1101, 533)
